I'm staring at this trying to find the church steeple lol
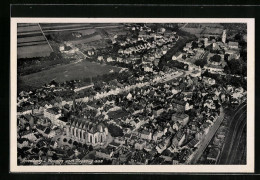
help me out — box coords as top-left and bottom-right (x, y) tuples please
(222, 29), (226, 43)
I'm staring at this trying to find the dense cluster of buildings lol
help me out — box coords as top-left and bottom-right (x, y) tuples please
(17, 23), (247, 165)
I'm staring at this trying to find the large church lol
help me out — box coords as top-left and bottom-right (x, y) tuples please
(66, 117), (108, 146)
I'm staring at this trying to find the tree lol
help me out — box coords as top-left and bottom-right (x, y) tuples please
(210, 54), (221, 62)
(234, 33), (242, 41)
(52, 153), (59, 160)
(224, 54), (229, 61)
(227, 59), (244, 75)
(195, 59), (207, 68)
(94, 81), (102, 91)
(191, 41), (198, 49)
(136, 58), (142, 64)
(240, 49), (247, 62)
(224, 65), (231, 74)
(83, 144), (88, 150)
(107, 124), (124, 137)
(78, 143), (82, 148)
(89, 145), (93, 151)
(73, 141), (78, 146)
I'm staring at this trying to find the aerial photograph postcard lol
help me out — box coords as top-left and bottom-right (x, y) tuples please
(10, 18), (254, 173)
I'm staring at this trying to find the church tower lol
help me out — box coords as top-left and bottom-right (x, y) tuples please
(222, 30), (226, 43)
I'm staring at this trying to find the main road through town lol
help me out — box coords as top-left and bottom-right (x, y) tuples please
(217, 102), (247, 164)
(186, 107), (225, 164)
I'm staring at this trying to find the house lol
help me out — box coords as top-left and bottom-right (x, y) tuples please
(109, 141), (121, 149)
(204, 99), (216, 110)
(172, 52), (183, 60)
(153, 58), (160, 66)
(119, 151), (132, 163)
(21, 132), (38, 142)
(225, 49), (240, 60)
(97, 56), (104, 61)
(153, 107), (164, 117)
(212, 42), (221, 51)
(56, 117), (68, 128)
(96, 148), (114, 160)
(172, 159), (179, 165)
(186, 138), (200, 148)
(44, 107), (61, 124)
(126, 93), (132, 100)
(130, 118), (145, 129)
(50, 141), (58, 149)
(156, 135), (171, 153)
(59, 45), (65, 51)
(143, 64), (153, 72)
(140, 130), (153, 140)
(17, 138), (30, 149)
(135, 140), (147, 150)
(201, 122), (212, 135)
(203, 77), (216, 86)
(172, 99), (186, 112)
(129, 135), (138, 145)
(124, 133), (132, 140)
(36, 125), (55, 138)
(190, 70), (201, 77)
(107, 57), (114, 62)
(203, 64), (224, 73)
(186, 43), (192, 49)
(116, 57), (123, 62)
(87, 50), (94, 56)
(153, 130), (164, 141)
(20, 114), (34, 128)
(156, 141), (168, 154)
(171, 113), (189, 126)
(195, 131), (204, 141)
(172, 131), (186, 147)
(160, 149), (174, 162)
(228, 41), (239, 49)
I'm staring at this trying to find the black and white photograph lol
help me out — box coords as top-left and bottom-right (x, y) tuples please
(10, 18), (255, 173)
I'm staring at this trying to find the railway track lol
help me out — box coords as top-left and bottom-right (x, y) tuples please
(217, 103), (247, 164)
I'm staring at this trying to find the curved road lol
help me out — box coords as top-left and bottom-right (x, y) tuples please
(217, 102), (247, 164)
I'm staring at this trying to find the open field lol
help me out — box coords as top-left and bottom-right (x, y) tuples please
(69, 34), (103, 45)
(17, 23), (53, 58)
(18, 44), (52, 59)
(19, 60), (121, 88)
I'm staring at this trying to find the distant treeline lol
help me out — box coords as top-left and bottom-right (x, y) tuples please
(18, 52), (75, 76)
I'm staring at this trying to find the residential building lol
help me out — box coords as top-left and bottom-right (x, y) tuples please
(172, 52), (183, 60)
(228, 41), (239, 49)
(96, 148), (114, 160)
(44, 107), (61, 124)
(171, 113), (189, 126)
(135, 140), (147, 150)
(153, 130), (164, 141)
(172, 99), (186, 112)
(140, 130), (153, 141)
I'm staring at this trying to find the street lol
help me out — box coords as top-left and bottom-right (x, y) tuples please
(187, 107), (225, 164)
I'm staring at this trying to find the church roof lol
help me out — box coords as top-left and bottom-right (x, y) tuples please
(70, 117), (107, 134)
